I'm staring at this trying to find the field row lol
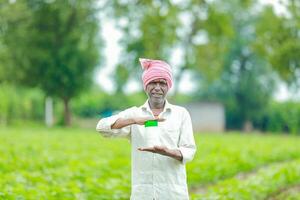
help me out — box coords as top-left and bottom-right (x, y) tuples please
(0, 128), (300, 199)
(191, 159), (300, 200)
(188, 133), (300, 186)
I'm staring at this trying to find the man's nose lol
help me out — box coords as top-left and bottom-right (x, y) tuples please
(154, 83), (161, 90)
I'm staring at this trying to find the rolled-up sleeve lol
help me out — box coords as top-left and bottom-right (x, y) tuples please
(177, 108), (197, 164)
(96, 107), (136, 139)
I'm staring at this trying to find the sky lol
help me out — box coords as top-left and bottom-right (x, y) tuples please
(95, 0), (299, 101)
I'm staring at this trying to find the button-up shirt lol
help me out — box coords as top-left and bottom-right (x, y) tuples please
(96, 100), (196, 200)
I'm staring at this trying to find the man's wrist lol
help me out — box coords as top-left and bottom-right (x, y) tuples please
(168, 149), (183, 162)
(112, 118), (137, 129)
(131, 118), (137, 125)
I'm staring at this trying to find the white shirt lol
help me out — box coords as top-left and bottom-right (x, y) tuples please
(96, 100), (196, 200)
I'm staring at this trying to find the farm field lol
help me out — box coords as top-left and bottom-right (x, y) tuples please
(0, 127), (300, 200)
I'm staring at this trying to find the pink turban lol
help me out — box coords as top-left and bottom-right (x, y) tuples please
(139, 58), (173, 90)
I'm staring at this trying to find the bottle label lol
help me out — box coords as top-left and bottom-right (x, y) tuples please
(144, 120), (158, 127)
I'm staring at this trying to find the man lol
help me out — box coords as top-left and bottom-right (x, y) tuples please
(96, 58), (196, 200)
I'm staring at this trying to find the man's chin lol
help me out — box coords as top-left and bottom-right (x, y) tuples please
(151, 97), (164, 103)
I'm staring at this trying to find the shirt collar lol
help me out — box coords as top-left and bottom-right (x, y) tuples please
(141, 99), (172, 113)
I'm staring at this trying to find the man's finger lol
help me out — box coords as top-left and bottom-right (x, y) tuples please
(153, 146), (164, 151)
(138, 147), (155, 151)
(157, 118), (166, 122)
(139, 149), (155, 153)
(138, 147), (157, 153)
(146, 117), (156, 121)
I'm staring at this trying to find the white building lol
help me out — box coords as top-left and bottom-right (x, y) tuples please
(182, 102), (225, 133)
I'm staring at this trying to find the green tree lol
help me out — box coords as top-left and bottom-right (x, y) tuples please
(0, 1), (32, 125)
(106, 0), (277, 131)
(0, 1), (32, 83)
(256, 1), (300, 87)
(107, 0), (180, 94)
(1, 0), (102, 125)
(188, 0), (275, 130)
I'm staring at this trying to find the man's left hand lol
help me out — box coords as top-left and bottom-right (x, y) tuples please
(138, 146), (183, 162)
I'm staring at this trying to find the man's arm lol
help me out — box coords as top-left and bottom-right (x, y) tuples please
(96, 107), (136, 138)
(111, 118), (136, 129)
(111, 117), (164, 129)
(97, 107), (165, 138)
(177, 108), (196, 164)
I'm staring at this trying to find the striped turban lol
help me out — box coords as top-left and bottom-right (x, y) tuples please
(139, 58), (173, 90)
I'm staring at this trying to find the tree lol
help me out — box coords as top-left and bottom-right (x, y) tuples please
(0, 1), (32, 83)
(105, 0), (277, 130)
(1, 0), (102, 125)
(256, 0), (300, 87)
(187, 0), (276, 130)
(107, 0), (180, 94)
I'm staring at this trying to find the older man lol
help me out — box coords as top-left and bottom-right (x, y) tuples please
(96, 58), (196, 200)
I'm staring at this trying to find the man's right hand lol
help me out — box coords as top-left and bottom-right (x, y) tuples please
(134, 117), (165, 125)
(111, 117), (165, 129)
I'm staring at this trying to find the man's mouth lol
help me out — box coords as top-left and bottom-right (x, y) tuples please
(152, 93), (163, 97)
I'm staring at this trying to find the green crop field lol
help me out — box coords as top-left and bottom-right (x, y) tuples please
(0, 127), (300, 200)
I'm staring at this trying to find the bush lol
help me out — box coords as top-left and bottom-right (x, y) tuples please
(71, 88), (147, 118)
(0, 84), (44, 125)
(254, 101), (300, 134)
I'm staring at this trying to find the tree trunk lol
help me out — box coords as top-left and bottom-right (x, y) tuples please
(243, 120), (253, 132)
(63, 98), (71, 126)
(45, 97), (54, 127)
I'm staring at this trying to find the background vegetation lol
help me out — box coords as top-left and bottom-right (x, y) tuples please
(0, 0), (299, 133)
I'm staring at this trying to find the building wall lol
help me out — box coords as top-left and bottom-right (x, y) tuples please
(182, 102), (225, 133)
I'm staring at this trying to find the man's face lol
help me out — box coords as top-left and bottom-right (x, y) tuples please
(145, 78), (168, 105)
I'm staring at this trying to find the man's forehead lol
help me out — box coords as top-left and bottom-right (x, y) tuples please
(150, 78), (167, 83)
